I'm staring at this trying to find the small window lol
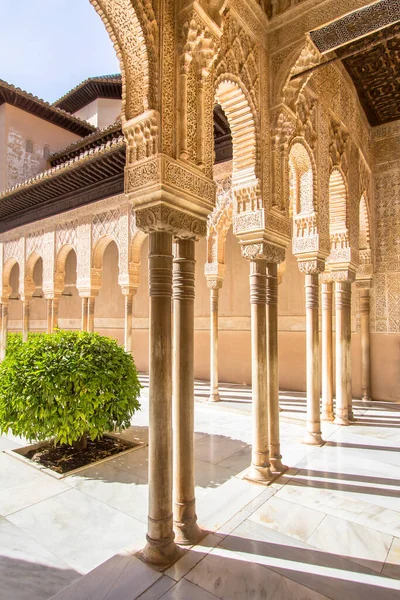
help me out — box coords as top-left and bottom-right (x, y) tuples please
(26, 139), (34, 153)
(43, 145), (51, 159)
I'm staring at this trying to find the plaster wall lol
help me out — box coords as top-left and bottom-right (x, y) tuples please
(73, 99), (121, 129)
(2, 104), (80, 190)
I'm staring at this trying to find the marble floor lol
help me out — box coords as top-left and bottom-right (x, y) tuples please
(0, 378), (400, 599)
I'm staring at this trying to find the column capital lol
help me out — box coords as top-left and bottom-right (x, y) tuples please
(298, 258), (325, 274)
(241, 242), (285, 263)
(135, 204), (207, 241)
(120, 286), (139, 297)
(330, 269), (356, 283)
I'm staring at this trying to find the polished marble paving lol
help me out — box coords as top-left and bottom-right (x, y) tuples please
(0, 378), (399, 599)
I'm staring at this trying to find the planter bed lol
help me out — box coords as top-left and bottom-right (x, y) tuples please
(5, 433), (146, 479)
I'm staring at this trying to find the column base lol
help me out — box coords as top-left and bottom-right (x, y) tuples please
(302, 431), (324, 446)
(140, 536), (182, 569)
(209, 393), (221, 403)
(174, 518), (204, 546)
(361, 395), (372, 403)
(269, 456), (288, 473)
(334, 415), (349, 426)
(348, 410), (356, 422)
(244, 463), (273, 484)
(321, 411), (334, 422)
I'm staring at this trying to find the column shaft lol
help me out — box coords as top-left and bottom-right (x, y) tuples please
(124, 294), (134, 353)
(304, 274), (323, 445)
(81, 298), (88, 332)
(209, 286), (220, 402)
(321, 282), (334, 421)
(247, 260), (272, 482)
(142, 231), (179, 566)
(173, 239), (202, 545)
(335, 281), (351, 425)
(360, 287), (372, 401)
(47, 299), (53, 334)
(87, 298), (95, 333)
(266, 263), (285, 472)
(22, 299), (30, 342)
(52, 298), (59, 331)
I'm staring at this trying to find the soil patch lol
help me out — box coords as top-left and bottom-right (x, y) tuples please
(26, 436), (134, 474)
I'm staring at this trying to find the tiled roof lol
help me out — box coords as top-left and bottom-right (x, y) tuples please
(0, 79), (96, 137)
(50, 122), (122, 165)
(54, 74), (122, 114)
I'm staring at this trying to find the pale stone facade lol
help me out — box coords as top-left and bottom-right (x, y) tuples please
(0, 0), (399, 567)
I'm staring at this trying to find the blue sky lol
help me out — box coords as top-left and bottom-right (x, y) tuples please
(0, 0), (120, 103)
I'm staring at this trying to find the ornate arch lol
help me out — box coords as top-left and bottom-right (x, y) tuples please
(2, 258), (19, 298)
(280, 38), (321, 109)
(25, 252), (43, 297)
(128, 229), (147, 289)
(89, 0), (157, 120)
(288, 139), (316, 216)
(215, 77), (258, 205)
(54, 245), (76, 295)
(329, 166), (349, 249)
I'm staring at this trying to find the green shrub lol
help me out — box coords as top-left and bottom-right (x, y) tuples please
(0, 330), (141, 447)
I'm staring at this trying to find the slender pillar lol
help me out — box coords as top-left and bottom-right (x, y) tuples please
(347, 283), (354, 421)
(173, 239), (202, 545)
(303, 273), (323, 445)
(247, 260), (272, 482)
(22, 298), (30, 342)
(208, 282), (221, 402)
(359, 287), (372, 402)
(142, 231), (180, 566)
(52, 297), (59, 331)
(0, 304), (8, 361)
(321, 282), (334, 421)
(87, 297), (95, 333)
(334, 281), (351, 425)
(81, 297), (88, 332)
(124, 293), (134, 353)
(46, 299), (53, 334)
(266, 263), (286, 472)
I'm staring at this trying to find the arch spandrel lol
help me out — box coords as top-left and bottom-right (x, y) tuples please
(89, 0), (157, 121)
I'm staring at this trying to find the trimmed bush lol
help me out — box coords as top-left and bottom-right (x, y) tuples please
(0, 330), (141, 447)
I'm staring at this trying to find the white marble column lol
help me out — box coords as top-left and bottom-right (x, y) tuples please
(52, 297), (59, 331)
(173, 239), (202, 545)
(266, 263), (286, 472)
(87, 298), (95, 333)
(334, 281), (351, 426)
(124, 293), (135, 353)
(81, 298), (88, 332)
(142, 231), (180, 567)
(0, 304), (8, 361)
(247, 259), (272, 482)
(303, 273), (323, 445)
(359, 286), (372, 402)
(321, 281), (334, 421)
(47, 299), (53, 334)
(22, 298), (30, 342)
(208, 281), (222, 402)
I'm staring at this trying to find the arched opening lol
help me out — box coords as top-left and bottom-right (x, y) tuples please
(289, 142), (315, 217)
(215, 79), (257, 195)
(30, 257), (46, 332)
(329, 167), (348, 248)
(95, 240), (123, 343)
(8, 262), (21, 331)
(58, 249), (80, 330)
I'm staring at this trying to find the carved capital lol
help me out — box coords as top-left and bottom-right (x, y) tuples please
(330, 269), (356, 283)
(134, 205), (206, 240)
(241, 242), (286, 263)
(297, 258), (325, 274)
